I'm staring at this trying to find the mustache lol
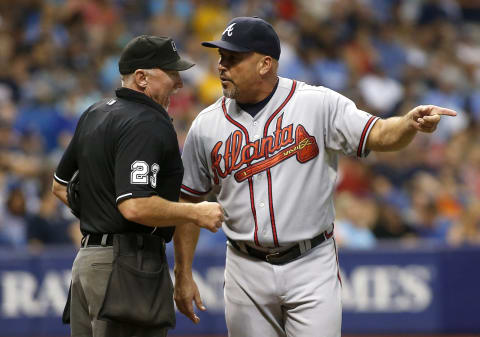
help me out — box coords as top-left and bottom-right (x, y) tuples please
(219, 72), (234, 83)
(220, 77), (234, 84)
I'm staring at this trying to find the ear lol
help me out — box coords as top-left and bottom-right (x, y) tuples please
(258, 56), (273, 76)
(134, 69), (148, 88)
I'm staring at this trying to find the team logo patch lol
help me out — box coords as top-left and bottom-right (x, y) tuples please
(222, 23), (236, 37)
(171, 40), (177, 51)
(210, 115), (319, 184)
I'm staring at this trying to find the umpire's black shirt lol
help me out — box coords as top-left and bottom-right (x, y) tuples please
(54, 88), (184, 241)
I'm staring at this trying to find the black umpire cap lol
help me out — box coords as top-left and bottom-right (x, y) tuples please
(118, 35), (195, 75)
(202, 17), (281, 60)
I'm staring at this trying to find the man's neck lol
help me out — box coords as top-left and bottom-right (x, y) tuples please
(237, 76), (279, 104)
(237, 78), (279, 118)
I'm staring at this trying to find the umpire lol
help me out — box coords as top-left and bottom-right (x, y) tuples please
(52, 35), (223, 337)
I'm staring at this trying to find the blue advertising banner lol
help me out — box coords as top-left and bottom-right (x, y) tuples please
(0, 243), (479, 336)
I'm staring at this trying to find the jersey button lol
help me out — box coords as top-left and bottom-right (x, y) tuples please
(259, 202), (265, 207)
(253, 121), (258, 126)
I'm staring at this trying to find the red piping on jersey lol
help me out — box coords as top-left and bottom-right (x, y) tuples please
(221, 97), (261, 246)
(262, 80), (297, 247)
(357, 116), (377, 157)
(181, 184), (211, 196)
(333, 235), (342, 286)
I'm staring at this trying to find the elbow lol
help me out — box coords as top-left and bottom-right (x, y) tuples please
(52, 180), (65, 199)
(52, 183), (59, 198)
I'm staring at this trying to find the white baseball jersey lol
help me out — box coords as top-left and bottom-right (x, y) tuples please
(181, 77), (379, 248)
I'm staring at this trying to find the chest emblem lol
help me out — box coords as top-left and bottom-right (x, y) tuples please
(211, 115), (319, 183)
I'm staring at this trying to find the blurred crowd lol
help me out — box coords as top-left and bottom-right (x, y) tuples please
(0, 0), (479, 250)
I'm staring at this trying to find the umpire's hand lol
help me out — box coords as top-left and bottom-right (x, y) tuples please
(193, 201), (224, 232)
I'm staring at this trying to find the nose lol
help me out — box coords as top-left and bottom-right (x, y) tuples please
(218, 58), (227, 72)
(175, 73), (183, 89)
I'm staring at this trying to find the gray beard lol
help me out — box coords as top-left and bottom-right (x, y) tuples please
(223, 85), (239, 100)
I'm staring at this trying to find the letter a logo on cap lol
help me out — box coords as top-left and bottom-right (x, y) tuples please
(171, 40), (177, 51)
(223, 23), (236, 37)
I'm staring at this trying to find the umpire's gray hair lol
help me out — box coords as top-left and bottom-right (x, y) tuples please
(121, 69), (156, 86)
(120, 73), (133, 86)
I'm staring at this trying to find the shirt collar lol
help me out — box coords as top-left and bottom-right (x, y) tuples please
(237, 78), (279, 118)
(115, 87), (171, 120)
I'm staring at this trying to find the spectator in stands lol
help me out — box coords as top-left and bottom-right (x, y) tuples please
(27, 189), (80, 247)
(335, 192), (377, 249)
(0, 0), (479, 248)
(372, 203), (417, 241)
(0, 186), (27, 247)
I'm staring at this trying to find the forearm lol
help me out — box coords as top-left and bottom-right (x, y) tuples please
(119, 196), (200, 228)
(174, 223), (201, 275)
(366, 115), (417, 152)
(174, 196), (203, 274)
(366, 105), (457, 152)
(52, 180), (69, 206)
(173, 195), (206, 323)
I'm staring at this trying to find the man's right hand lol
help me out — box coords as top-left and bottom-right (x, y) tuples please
(193, 201), (224, 232)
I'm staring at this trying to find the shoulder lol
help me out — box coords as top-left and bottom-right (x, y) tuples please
(191, 97), (225, 127)
(105, 98), (173, 133)
(291, 79), (353, 106)
(90, 97), (172, 138)
(278, 77), (330, 98)
(78, 97), (111, 121)
(290, 78), (330, 95)
(278, 77), (342, 108)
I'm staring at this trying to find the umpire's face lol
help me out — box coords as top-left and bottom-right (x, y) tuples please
(218, 48), (274, 104)
(138, 68), (183, 110)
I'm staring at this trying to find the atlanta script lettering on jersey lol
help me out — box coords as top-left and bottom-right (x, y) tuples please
(211, 115), (319, 184)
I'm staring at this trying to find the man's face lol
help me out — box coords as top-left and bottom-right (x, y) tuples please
(144, 68), (183, 110)
(217, 49), (261, 103)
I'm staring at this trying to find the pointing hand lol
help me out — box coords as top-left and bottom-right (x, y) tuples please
(410, 105), (457, 133)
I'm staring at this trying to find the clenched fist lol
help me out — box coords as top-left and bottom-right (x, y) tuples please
(193, 201), (224, 232)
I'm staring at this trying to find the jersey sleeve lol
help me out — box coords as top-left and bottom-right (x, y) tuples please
(323, 89), (379, 157)
(180, 118), (212, 197)
(54, 135), (78, 185)
(114, 120), (164, 204)
(54, 112), (88, 185)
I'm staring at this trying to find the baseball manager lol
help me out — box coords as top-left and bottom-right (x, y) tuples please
(173, 17), (456, 337)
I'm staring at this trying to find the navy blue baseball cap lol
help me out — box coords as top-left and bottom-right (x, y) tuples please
(202, 17), (281, 60)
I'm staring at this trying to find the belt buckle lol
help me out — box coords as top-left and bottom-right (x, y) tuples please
(265, 251), (280, 263)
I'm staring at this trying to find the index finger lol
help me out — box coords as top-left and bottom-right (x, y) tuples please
(424, 105), (457, 117)
(434, 107), (457, 116)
